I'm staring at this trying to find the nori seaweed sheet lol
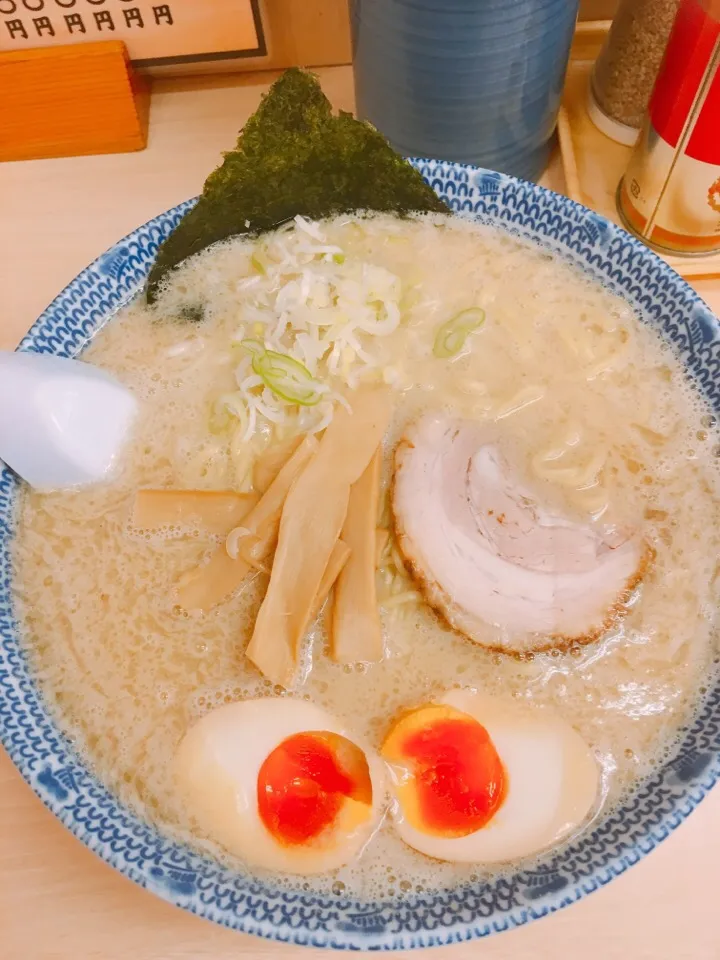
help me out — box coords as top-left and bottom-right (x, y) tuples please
(146, 68), (449, 304)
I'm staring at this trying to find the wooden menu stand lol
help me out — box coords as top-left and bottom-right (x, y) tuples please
(0, 40), (149, 162)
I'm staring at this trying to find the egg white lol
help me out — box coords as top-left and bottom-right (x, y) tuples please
(175, 697), (386, 875)
(385, 690), (599, 864)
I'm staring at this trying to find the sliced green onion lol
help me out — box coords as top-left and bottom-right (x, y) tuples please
(241, 339), (324, 406)
(241, 338), (266, 360)
(257, 352), (324, 406)
(433, 308), (485, 359)
(333, 253), (346, 264)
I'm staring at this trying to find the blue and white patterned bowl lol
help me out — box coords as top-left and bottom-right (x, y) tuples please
(1, 161), (719, 949)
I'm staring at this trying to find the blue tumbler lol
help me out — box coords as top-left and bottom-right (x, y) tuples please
(351, 0), (579, 182)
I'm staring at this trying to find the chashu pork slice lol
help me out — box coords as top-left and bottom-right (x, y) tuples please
(392, 415), (652, 655)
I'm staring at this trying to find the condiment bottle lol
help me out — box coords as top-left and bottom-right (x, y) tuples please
(617, 0), (720, 256)
(589, 0), (680, 144)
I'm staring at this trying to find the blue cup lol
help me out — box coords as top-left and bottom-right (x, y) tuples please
(351, 0), (579, 182)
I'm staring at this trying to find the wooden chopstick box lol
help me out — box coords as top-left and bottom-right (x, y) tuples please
(0, 40), (149, 162)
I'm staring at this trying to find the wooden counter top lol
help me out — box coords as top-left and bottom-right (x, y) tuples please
(1, 65), (718, 960)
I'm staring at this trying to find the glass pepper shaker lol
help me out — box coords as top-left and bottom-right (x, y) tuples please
(588, 0), (681, 145)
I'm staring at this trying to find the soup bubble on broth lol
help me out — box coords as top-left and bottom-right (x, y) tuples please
(13, 212), (720, 896)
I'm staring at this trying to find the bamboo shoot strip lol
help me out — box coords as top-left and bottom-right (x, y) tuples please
(176, 436), (318, 611)
(253, 435), (303, 493)
(246, 388), (393, 687)
(131, 489), (258, 536)
(310, 540), (351, 624)
(331, 447), (384, 664)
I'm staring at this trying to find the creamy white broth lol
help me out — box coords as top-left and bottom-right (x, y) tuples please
(13, 213), (720, 897)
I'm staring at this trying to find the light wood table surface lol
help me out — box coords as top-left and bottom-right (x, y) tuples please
(1, 66), (719, 960)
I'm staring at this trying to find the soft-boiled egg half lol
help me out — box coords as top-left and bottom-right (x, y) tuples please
(175, 698), (385, 875)
(381, 690), (599, 863)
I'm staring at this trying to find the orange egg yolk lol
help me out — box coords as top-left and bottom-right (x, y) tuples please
(382, 704), (506, 838)
(257, 731), (372, 846)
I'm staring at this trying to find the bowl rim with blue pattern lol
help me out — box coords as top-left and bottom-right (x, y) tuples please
(1, 160), (719, 950)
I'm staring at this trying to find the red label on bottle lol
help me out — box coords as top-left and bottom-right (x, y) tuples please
(649, 0), (720, 163)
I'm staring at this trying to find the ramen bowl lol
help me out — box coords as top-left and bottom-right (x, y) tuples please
(1, 161), (718, 949)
